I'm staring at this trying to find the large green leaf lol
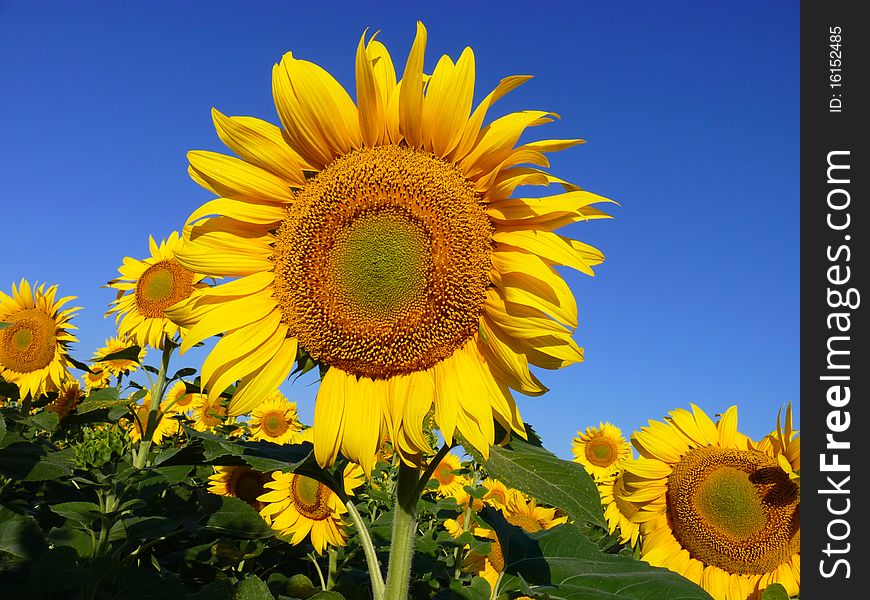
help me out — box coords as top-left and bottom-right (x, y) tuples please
(0, 507), (47, 564)
(485, 512), (713, 600)
(183, 427), (318, 474)
(76, 387), (128, 414)
(0, 441), (75, 480)
(200, 496), (276, 539)
(469, 433), (605, 528)
(760, 583), (790, 600)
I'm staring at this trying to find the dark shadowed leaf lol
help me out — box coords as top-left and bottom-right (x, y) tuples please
(760, 583), (790, 600)
(201, 496), (275, 539)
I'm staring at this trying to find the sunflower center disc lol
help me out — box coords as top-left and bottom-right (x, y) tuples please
(0, 308), (57, 373)
(434, 463), (456, 486)
(272, 145), (491, 379)
(586, 438), (617, 467)
(291, 476), (331, 521)
(135, 260), (195, 318)
(262, 412), (289, 437)
(667, 446), (800, 574)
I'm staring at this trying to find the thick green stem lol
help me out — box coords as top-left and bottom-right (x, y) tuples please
(133, 340), (174, 469)
(346, 498), (385, 599)
(383, 463), (420, 600)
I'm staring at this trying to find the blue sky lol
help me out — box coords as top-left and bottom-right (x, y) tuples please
(0, 1), (799, 458)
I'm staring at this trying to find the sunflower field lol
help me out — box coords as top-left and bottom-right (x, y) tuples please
(1, 22), (798, 600)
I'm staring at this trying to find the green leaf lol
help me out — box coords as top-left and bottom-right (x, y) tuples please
(28, 410), (60, 431)
(97, 345), (143, 364)
(487, 515), (713, 600)
(471, 433), (605, 528)
(0, 441), (75, 480)
(50, 501), (103, 526)
(114, 566), (186, 599)
(184, 427), (318, 474)
(309, 592), (344, 600)
(26, 546), (103, 593)
(234, 574), (276, 600)
(0, 413), (6, 445)
(189, 580), (235, 600)
(76, 387), (127, 414)
(761, 583), (790, 600)
(447, 577), (491, 600)
(47, 525), (96, 558)
(0, 507), (48, 563)
(201, 496), (275, 539)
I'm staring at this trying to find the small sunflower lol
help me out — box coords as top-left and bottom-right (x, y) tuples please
(82, 365), (112, 392)
(127, 398), (182, 445)
(429, 452), (469, 501)
(571, 421), (632, 480)
(598, 468), (641, 547)
(502, 492), (567, 532)
(208, 466), (272, 511)
(161, 380), (205, 415)
(46, 380), (84, 420)
(481, 478), (511, 510)
(343, 461), (365, 496)
(621, 404), (800, 600)
(169, 23), (611, 473)
(0, 279), (80, 399)
(106, 232), (209, 349)
(193, 396), (228, 431)
(249, 390), (304, 444)
(258, 471), (349, 554)
(92, 336), (146, 377)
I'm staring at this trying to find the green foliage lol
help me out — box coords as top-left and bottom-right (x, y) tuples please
(761, 583), (791, 600)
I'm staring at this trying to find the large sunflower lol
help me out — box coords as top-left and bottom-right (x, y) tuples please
(169, 23), (611, 472)
(0, 279), (80, 399)
(106, 232), (209, 349)
(620, 404), (800, 600)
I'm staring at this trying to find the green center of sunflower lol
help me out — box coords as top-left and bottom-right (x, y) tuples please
(262, 411), (289, 438)
(201, 402), (226, 428)
(0, 308), (57, 373)
(271, 145), (492, 380)
(291, 476), (332, 521)
(135, 260), (195, 318)
(667, 446), (800, 575)
(585, 437), (618, 468)
(434, 462), (457, 486)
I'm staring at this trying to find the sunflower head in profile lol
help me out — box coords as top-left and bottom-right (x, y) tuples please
(106, 232), (209, 350)
(0, 279), (80, 399)
(46, 380), (84, 420)
(258, 471), (351, 555)
(92, 336), (146, 377)
(169, 23), (612, 473)
(571, 421), (632, 481)
(597, 466), (641, 547)
(621, 404), (800, 600)
(127, 395), (182, 445)
(208, 466), (272, 511)
(249, 390), (304, 444)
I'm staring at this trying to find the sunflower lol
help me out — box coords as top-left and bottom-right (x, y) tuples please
(481, 478), (511, 510)
(168, 23), (611, 473)
(571, 421), (632, 481)
(106, 231), (209, 350)
(161, 380), (204, 415)
(759, 403), (800, 486)
(258, 471), (350, 554)
(621, 404), (800, 600)
(502, 492), (567, 532)
(208, 466), (272, 511)
(81, 365), (112, 392)
(46, 380), (84, 420)
(0, 279), (80, 399)
(193, 395), (229, 431)
(249, 390), (304, 444)
(92, 336), (146, 377)
(598, 468), (641, 546)
(429, 452), (469, 500)
(127, 397), (182, 445)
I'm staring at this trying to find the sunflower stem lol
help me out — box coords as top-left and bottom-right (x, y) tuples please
(133, 339), (174, 469)
(346, 498), (385, 598)
(384, 463), (420, 600)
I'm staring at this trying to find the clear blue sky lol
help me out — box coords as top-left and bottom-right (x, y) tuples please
(0, 0), (799, 458)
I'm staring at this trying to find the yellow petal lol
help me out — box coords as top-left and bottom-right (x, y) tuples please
(398, 21), (427, 147)
(355, 30), (384, 147)
(186, 197), (287, 227)
(494, 229), (600, 276)
(188, 151), (294, 204)
(211, 109), (309, 185)
(228, 336), (297, 416)
(717, 405), (739, 448)
(423, 47), (475, 156)
(313, 368), (349, 468)
(341, 377), (382, 475)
